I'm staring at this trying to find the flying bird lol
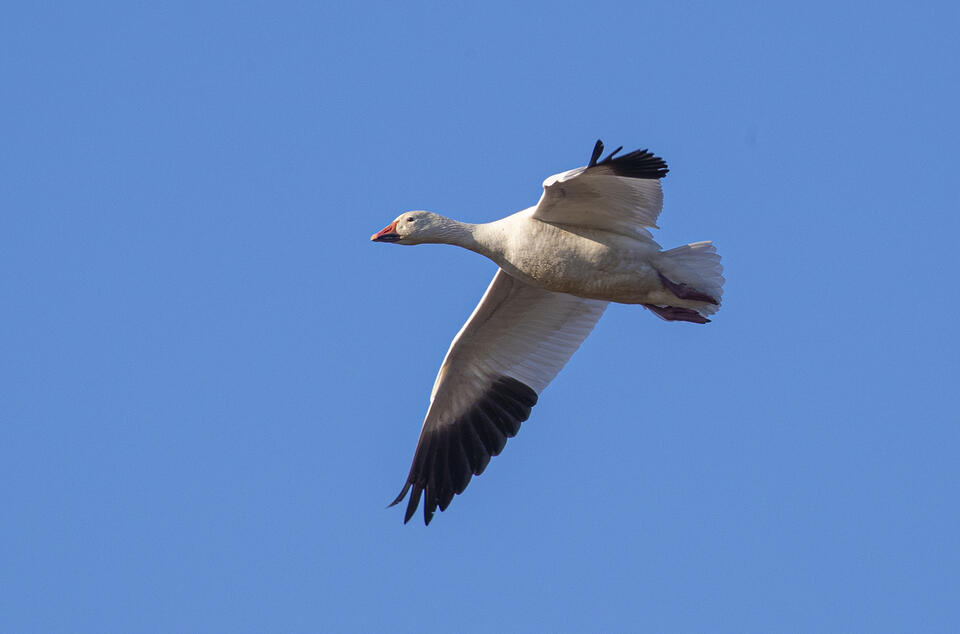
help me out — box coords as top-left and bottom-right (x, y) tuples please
(371, 140), (724, 524)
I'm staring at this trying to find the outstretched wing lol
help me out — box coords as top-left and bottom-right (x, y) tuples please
(532, 139), (669, 239)
(390, 269), (608, 524)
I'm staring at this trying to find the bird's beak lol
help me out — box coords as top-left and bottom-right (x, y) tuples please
(371, 220), (401, 243)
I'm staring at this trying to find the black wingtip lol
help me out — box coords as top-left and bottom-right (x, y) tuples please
(420, 485), (434, 525)
(391, 376), (540, 526)
(601, 145), (623, 163)
(405, 484), (424, 524)
(388, 482), (411, 508)
(586, 140), (669, 179)
(588, 139), (604, 167)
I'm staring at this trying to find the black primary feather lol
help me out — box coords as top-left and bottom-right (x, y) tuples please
(588, 139), (669, 179)
(389, 376), (538, 525)
(588, 139), (605, 167)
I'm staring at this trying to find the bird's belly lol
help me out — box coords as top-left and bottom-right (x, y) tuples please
(499, 230), (661, 303)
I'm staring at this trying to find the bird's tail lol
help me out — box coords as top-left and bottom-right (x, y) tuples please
(648, 241), (724, 323)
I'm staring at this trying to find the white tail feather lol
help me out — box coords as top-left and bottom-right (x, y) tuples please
(657, 241), (724, 315)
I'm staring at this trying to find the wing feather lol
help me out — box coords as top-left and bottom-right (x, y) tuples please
(390, 269), (607, 524)
(532, 140), (669, 239)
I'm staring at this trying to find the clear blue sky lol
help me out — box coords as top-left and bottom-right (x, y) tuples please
(2, 2), (958, 632)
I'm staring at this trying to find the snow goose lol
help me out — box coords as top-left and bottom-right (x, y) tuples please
(371, 140), (724, 524)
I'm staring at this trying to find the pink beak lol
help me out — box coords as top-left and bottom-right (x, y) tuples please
(370, 220), (401, 242)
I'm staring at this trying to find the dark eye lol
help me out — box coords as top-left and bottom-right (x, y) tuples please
(406, 217), (414, 223)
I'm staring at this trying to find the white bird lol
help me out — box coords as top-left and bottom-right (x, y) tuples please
(371, 140), (724, 524)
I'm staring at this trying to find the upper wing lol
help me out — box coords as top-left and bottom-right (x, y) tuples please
(532, 140), (669, 239)
(390, 269), (608, 524)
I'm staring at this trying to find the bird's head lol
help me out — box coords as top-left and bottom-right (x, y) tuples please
(370, 211), (451, 245)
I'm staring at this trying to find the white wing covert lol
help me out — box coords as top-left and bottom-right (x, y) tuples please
(533, 140), (669, 239)
(390, 269), (608, 524)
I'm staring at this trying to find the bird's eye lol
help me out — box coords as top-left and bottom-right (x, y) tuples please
(406, 217), (414, 223)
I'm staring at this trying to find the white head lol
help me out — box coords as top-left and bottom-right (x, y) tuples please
(369, 211), (457, 246)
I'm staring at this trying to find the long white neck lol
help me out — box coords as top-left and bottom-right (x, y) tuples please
(425, 216), (504, 263)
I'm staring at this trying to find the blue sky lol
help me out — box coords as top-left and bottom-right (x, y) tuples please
(2, 2), (958, 631)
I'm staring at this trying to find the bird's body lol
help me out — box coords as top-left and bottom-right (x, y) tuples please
(443, 211), (678, 305)
(371, 140), (724, 524)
